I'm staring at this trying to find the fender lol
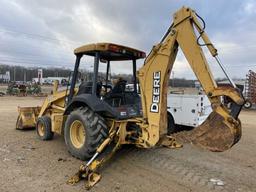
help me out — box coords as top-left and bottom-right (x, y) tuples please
(64, 94), (118, 117)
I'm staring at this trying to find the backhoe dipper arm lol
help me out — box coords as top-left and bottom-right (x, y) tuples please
(138, 7), (244, 151)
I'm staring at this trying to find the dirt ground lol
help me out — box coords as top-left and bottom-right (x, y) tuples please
(0, 96), (256, 192)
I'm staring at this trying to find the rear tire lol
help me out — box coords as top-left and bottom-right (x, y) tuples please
(244, 99), (252, 109)
(167, 112), (177, 135)
(36, 116), (54, 140)
(64, 107), (108, 160)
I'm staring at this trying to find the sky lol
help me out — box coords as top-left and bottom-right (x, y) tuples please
(0, 0), (255, 79)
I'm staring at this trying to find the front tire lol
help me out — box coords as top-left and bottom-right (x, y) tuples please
(36, 116), (54, 140)
(64, 107), (108, 160)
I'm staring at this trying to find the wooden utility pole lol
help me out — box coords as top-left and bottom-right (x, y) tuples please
(23, 68), (26, 82)
(13, 67), (16, 82)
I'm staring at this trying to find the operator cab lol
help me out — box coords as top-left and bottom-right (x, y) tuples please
(67, 43), (146, 119)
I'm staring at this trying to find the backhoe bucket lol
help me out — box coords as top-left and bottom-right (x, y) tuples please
(16, 106), (41, 130)
(174, 111), (241, 152)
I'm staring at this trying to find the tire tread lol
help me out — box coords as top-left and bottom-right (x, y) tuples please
(64, 107), (108, 160)
(36, 116), (54, 140)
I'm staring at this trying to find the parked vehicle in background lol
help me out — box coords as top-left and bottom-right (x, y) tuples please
(126, 83), (139, 92)
(27, 83), (41, 95)
(244, 70), (256, 109)
(167, 93), (212, 134)
(6, 81), (42, 96)
(126, 83), (212, 133)
(6, 81), (26, 96)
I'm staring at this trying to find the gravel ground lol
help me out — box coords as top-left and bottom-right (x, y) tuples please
(0, 96), (255, 192)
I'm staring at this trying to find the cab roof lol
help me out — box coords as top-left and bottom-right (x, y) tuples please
(74, 42), (146, 61)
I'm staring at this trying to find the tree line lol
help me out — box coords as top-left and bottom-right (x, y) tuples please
(0, 64), (222, 88)
(0, 64), (72, 83)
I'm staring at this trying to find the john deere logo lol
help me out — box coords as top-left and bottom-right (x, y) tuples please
(150, 71), (160, 113)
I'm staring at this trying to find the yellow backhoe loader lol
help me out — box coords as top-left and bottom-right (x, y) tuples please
(16, 6), (244, 189)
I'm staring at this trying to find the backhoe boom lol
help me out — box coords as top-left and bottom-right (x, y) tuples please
(138, 6), (244, 151)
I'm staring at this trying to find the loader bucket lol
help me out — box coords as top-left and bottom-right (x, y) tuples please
(16, 106), (41, 130)
(173, 111), (241, 152)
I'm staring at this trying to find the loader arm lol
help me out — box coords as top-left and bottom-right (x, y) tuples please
(138, 7), (244, 151)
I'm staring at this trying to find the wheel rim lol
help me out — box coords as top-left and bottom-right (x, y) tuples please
(244, 101), (251, 108)
(37, 122), (45, 137)
(70, 120), (86, 149)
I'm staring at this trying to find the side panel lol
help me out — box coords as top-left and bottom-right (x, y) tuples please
(64, 94), (118, 117)
(51, 113), (64, 134)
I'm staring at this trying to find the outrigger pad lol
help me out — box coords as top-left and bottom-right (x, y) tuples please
(173, 111), (241, 152)
(161, 136), (183, 149)
(85, 173), (101, 190)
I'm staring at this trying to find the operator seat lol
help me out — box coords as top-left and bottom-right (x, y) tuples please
(77, 81), (102, 97)
(104, 79), (127, 107)
(112, 79), (127, 94)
